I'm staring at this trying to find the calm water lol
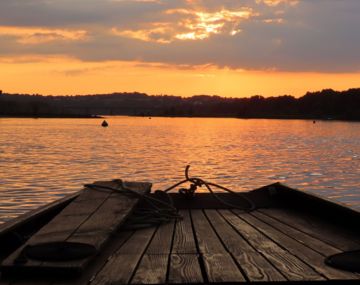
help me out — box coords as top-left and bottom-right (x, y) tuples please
(1, 117), (360, 223)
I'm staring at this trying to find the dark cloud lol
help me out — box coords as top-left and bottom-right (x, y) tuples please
(0, 0), (359, 72)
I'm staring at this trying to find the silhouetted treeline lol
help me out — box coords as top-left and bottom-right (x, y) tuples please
(0, 88), (360, 120)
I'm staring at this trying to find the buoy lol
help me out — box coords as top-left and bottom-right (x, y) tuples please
(101, 120), (108, 127)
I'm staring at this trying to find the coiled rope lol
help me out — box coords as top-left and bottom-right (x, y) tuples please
(84, 181), (181, 229)
(84, 165), (256, 229)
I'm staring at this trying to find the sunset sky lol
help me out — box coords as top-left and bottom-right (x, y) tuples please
(0, 0), (359, 97)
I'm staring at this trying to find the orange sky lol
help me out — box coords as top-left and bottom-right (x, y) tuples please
(0, 0), (359, 97)
(0, 56), (359, 97)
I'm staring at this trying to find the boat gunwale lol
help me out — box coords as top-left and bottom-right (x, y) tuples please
(0, 191), (80, 235)
(1, 182), (359, 236)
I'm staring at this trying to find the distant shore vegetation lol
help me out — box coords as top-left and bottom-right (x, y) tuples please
(0, 88), (360, 121)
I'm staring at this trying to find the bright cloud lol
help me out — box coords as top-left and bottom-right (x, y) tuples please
(256, 0), (299, 6)
(0, 0), (360, 73)
(112, 7), (254, 43)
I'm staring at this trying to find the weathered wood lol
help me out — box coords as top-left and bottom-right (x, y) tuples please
(204, 210), (285, 282)
(219, 210), (325, 281)
(0, 192), (79, 235)
(53, 231), (134, 285)
(260, 208), (360, 251)
(2, 183), (113, 270)
(91, 226), (156, 285)
(130, 221), (175, 284)
(168, 254), (203, 284)
(191, 210), (245, 283)
(146, 221), (175, 255)
(239, 211), (360, 280)
(252, 210), (340, 256)
(202, 253), (246, 283)
(131, 254), (168, 284)
(172, 210), (197, 254)
(1, 181), (151, 276)
(190, 210), (226, 254)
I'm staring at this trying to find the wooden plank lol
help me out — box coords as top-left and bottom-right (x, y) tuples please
(260, 208), (360, 251)
(146, 221), (175, 255)
(168, 254), (203, 284)
(202, 253), (246, 283)
(219, 210), (325, 281)
(131, 254), (168, 284)
(0, 191), (79, 235)
(1, 181), (151, 276)
(191, 210), (245, 283)
(91, 226), (156, 285)
(68, 188), (146, 247)
(239, 211), (360, 280)
(191, 210), (226, 254)
(130, 221), (175, 284)
(234, 252), (286, 283)
(53, 230), (134, 285)
(2, 183), (113, 269)
(204, 210), (285, 282)
(172, 210), (197, 254)
(253, 210), (341, 256)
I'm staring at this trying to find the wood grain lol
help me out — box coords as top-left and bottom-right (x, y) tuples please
(190, 210), (225, 254)
(1, 181), (151, 277)
(252, 210), (340, 256)
(131, 254), (168, 284)
(240, 211), (360, 280)
(172, 210), (197, 254)
(91, 226), (156, 285)
(220, 210), (324, 281)
(168, 254), (203, 284)
(204, 210), (285, 282)
(146, 221), (175, 255)
(202, 253), (246, 283)
(260, 208), (360, 251)
(191, 210), (245, 283)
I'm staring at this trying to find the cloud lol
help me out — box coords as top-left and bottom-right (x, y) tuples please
(112, 7), (254, 43)
(256, 0), (299, 6)
(0, 0), (360, 73)
(0, 26), (87, 44)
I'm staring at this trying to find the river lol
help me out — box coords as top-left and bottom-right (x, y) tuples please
(0, 117), (359, 223)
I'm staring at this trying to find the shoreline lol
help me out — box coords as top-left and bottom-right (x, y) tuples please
(0, 114), (103, 119)
(1, 114), (360, 122)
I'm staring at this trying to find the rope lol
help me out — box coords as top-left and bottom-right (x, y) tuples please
(163, 165), (256, 212)
(84, 165), (256, 230)
(84, 181), (182, 230)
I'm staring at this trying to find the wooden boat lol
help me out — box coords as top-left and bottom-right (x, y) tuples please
(0, 179), (359, 284)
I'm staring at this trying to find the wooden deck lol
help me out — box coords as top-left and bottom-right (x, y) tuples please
(3, 205), (359, 284)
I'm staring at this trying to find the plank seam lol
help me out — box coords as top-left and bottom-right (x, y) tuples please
(83, 230), (135, 285)
(250, 211), (339, 257)
(189, 209), (208, 284)
(232, 210), (329, 280)
(127, 225), (160, 284)
(165, 219), (177, 284)
(217, 210), (288, 281)
(258, 209), (359, 250)
(202, 209), (249, 282)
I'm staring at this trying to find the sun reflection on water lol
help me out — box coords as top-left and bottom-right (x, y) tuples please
(0, 117), (360, 223)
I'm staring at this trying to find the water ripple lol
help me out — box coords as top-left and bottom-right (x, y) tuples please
(0, 117), (360, 223)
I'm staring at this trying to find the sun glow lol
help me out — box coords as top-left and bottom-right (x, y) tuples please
(1, 56), (359, 98)
(113, 8), (254, 43)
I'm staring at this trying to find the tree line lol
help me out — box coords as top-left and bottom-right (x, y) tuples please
(0, 88), (360, 120)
